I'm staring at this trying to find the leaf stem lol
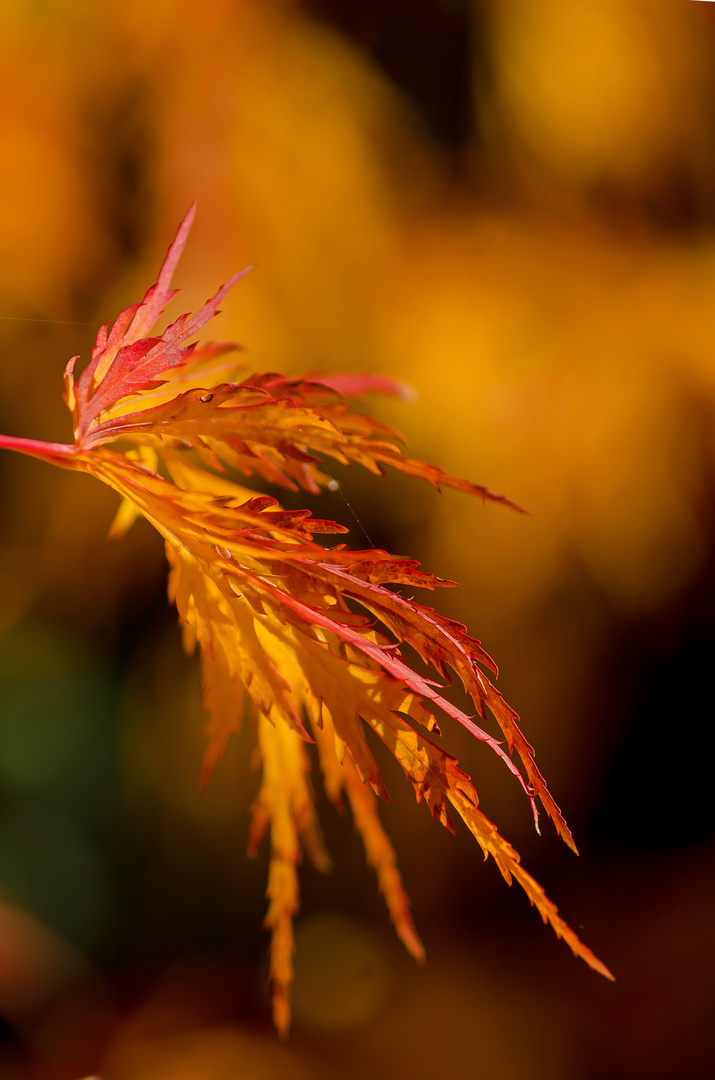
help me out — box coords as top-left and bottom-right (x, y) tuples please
(0, 433), (77, 466)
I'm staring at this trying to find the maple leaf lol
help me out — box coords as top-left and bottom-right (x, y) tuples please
(0, 207), (613, 1035)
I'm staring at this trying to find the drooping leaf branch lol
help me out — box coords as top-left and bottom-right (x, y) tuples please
(0, 207), (613, 1035)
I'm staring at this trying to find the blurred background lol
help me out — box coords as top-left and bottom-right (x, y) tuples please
(2, 0), (715, 1076)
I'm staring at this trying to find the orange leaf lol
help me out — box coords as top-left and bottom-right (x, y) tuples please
(0, 210), (613, 1034)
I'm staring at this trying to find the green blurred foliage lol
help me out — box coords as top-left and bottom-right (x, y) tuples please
(0, 624), (120, 948)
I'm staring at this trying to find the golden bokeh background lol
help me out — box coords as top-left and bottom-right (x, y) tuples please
(2, 1), (715, 1076)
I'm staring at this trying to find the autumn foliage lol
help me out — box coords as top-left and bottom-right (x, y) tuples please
(0, 209), (612, 1034)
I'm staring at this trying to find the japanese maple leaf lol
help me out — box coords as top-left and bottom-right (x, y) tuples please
(0, 207), (612, 1035)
